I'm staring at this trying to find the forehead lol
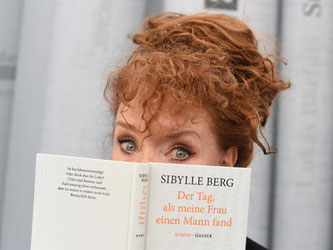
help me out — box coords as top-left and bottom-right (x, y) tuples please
(115, 102), (212, 135)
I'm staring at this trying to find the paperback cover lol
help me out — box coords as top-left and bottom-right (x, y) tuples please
(31, 154), (251, 250)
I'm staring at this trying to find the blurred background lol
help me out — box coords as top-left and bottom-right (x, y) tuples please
(0, 0), (332, 249)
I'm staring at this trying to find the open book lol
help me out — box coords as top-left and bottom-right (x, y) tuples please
(31, 154), (251, 250)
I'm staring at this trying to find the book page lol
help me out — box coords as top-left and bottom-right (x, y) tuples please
(31, 154), (134, 250)
(146, 163), (251, 250)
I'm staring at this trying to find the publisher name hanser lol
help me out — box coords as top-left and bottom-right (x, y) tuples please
(160, 175), (234, 187)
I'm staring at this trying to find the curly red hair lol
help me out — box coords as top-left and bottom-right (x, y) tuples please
(104, 12), (290, 167)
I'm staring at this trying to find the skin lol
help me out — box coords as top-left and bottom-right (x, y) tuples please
(111, 102), (238, 167)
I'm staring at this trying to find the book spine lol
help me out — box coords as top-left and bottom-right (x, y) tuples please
(0, 0), (23, 237)
(127, 164), (150, 250)
(273, 1), (333, 249)
(244, 0), (279, 247)
(147, 0), (244, 17)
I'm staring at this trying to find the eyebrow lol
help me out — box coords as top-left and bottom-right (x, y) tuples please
(115, 121), (138, 132)
(115, 121), (200, 140)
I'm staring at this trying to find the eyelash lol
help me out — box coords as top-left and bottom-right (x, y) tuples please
(169, 144), (195, 162)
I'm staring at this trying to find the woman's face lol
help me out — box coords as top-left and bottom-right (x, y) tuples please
(111, 103), (237, 166)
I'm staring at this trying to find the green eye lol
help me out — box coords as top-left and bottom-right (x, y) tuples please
(125, 142), (136, 152)
(171, 146), (194, 161)
(175, 149), (188, 159)
(118, 137), (137, 153)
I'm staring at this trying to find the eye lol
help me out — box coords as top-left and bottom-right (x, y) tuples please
(169, 145), (194, 161)
(117, 137), (137, 153)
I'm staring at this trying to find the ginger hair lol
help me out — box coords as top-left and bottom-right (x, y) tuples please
(104, 12), (290, 167)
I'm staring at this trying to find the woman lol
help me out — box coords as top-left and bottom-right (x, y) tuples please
(104, 12), (289, 250)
